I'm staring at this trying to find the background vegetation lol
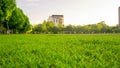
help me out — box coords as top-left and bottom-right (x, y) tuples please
(32, 21), (120, 34)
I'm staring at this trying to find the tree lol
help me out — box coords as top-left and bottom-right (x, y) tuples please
(65, 25), (73, 33)
(0, 0), (16, 33)
(0, 0), (31, 34)
(46, 21), (55, 33)
(41, 20), (47, 33)
(8, 8), (31, 33)
(32, 24), (42, 33)
(51, 26), (59, 34)
(96, 21), (108, 33)
(75, 25), (83, 33)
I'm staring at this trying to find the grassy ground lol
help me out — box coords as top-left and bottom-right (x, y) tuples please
(0, 34), (120, 68)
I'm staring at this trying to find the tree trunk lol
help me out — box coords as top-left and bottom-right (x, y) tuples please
(6, 22), (10, 34)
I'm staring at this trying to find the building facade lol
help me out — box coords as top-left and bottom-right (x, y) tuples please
(48, 15), (64, 27)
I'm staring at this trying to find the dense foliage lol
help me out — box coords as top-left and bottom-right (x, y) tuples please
(0, 34), (119, 67)
(0, 0), (31, 34)
(32, 21), (60, 34)
(32, 21), (120, 34)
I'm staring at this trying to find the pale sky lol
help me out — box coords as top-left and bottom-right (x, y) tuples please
(16, 0), (120, 26)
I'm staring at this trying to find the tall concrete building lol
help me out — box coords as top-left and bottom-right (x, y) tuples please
(48, 15), (64, 27)
(119, 7), (120, 29)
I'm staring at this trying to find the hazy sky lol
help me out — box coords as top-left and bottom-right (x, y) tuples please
(16, 0), (120, 26)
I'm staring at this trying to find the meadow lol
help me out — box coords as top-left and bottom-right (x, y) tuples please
(0, 34), (120, 68)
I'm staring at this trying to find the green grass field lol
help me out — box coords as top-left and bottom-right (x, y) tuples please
(0, 34), (120, 68)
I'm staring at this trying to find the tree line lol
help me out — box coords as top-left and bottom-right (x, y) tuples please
(0, 0), (31, 34)
(32, 21), (120, 34)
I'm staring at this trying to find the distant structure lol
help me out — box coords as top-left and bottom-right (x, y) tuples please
(48, 15), (64, 27)
(119, 7), (120, 29)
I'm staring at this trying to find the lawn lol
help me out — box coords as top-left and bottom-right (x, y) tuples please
(0, 34), (120, 68)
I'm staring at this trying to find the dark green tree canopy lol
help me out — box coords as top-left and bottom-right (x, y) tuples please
(0, 0), (31, 34)
(8, 8), (31, 33)
(0, 0), (16, 23)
